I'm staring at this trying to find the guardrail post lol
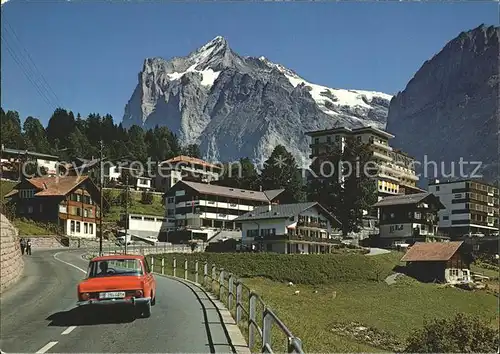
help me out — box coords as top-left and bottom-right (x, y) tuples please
(249, 294), (256, 349)
(228, 274), (234, 310)
(161, 258), (165, 275)
(173, 258), (177, 277)
(184, 259), (188, 280)
(219, 269), (225, 299)
(150, 256), (154, 272)
(288, 337), (303, 353)
(211, 264), (216, 292)
(195, 261), (199, 284)
(235, 282), (242, 324)
(203, 262), (208, 286)
(262, 310), (272, 352)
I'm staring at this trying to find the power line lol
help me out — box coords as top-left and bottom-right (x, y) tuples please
(2, 16), (63, 107)
(1, 34), (57, 109)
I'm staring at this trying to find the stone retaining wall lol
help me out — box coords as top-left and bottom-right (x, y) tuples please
(0, 214), (24, 294)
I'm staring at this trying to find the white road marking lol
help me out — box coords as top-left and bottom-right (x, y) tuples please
(36, 341), (58, 354)
(53, 251), (86, 274)
(61, 326), (77, 335)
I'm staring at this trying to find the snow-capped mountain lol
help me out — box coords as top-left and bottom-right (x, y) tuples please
(122, 36), (392, 164)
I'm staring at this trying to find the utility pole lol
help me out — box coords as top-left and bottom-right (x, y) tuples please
(124, 173), (129, 255)
(99, 140), (104, 256)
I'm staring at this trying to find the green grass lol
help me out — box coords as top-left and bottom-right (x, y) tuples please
(103, 189), (165, 222)
(13, 219), (57, 236)
(153, 252), (499, 353)
(154, 251), (400, 285)
(1, 180), (17, 204)
(471, 262), (499, 279)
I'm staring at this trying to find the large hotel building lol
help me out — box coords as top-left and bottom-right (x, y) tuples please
(306, 126), (421, 197)
(428, 179), (499, 238)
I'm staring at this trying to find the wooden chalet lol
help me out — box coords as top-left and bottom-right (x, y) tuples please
(5, 176), (104, 238)
(401, 241), (473, 284)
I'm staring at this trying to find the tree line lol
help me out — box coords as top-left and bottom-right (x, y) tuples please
(0, 107), (200, 163)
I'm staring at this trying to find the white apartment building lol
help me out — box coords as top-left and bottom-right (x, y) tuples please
(155, 155), (221, 193)
(236, 202), (342, 254)
(163, 180), (284, 242)
(428, 179), (499, 238)
(306, 126), (420, 197)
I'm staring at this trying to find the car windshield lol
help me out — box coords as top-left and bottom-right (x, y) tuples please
(87, 259), (143, 278)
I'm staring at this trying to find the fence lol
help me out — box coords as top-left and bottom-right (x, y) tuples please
(150, 255), (304, 354)
(86, 243), (197, 258)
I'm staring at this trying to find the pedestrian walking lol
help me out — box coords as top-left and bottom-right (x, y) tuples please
(26, 238), (32, 255)
(20, 238), (26, 255)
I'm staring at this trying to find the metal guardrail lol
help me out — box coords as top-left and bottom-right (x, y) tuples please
(86, 243), (197, 257)
(149, 256), (304, 354)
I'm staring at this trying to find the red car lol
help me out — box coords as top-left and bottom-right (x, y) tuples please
(77, 254), (157, 318)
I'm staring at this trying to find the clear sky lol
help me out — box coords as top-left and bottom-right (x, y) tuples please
(1, 0), (498, 126)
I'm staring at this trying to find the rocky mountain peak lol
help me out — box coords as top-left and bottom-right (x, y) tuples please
(386, 24), (499, 183)
(122, 37), (393, 164)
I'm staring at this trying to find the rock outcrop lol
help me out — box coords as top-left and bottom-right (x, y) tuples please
(386, 24), (499, 183)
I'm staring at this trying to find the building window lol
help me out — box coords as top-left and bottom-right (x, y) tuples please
(326, 136), (331, 143)
(89, 224), (93, 234)
(435, 186), (440, 191)
(414, 212), (421, 220)
(443, 215), (449, 221)
(167, 197), (175, 203)
(76, 221), (81, 233)
(71, 220), (75, 232)
(27, 206), (33, 214)
(314, 138), (319, 144)
(39, 204), (43, 212)
(83, 209), (88, 217)
(77, 208), (82, 216)
(84, 223), (88, 234)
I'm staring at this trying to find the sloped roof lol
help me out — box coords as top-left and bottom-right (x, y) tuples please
(30, 176), (90, 196)
(235, 201), (341, 226)
(373, 192), (444, 208)
(6, 176), (91, 197)
(400, 241), (464, 262)
(163, 155), (221, 169)
(263, 189), (285, 201)
(1, 147), (59, 160)
(179, 180), (284, 202)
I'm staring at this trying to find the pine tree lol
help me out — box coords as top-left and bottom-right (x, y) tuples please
(260, 145), (304, 203)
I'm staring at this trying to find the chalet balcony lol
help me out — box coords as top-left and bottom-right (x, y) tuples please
(255, 233), (337, 244)
(297, 220), (328, 229)
(372, 151), (392, 163)
(372, 140), (393, 152)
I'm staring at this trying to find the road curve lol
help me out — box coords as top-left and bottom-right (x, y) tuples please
(0, 249), (235, 353)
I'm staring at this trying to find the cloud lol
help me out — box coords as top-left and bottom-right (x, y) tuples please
(1, 0), (10, 5)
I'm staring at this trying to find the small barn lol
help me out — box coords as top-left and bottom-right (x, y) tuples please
(400, 241), (472, 284)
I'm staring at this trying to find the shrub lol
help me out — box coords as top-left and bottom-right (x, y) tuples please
(141, 190), (154, 205)
(404, 313), (499, 353)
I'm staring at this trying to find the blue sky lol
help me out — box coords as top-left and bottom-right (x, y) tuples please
(1, 0), (498, 126)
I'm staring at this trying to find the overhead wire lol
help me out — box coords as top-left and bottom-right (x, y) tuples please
(1, 15), (62, 110)
(2, 16), (62, 107)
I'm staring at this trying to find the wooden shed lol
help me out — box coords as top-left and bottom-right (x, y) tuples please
(401, 241), (473, 284)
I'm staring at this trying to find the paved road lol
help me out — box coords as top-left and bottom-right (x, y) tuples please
(365, 247), (391, 256)
(0, 249), (235, 353)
